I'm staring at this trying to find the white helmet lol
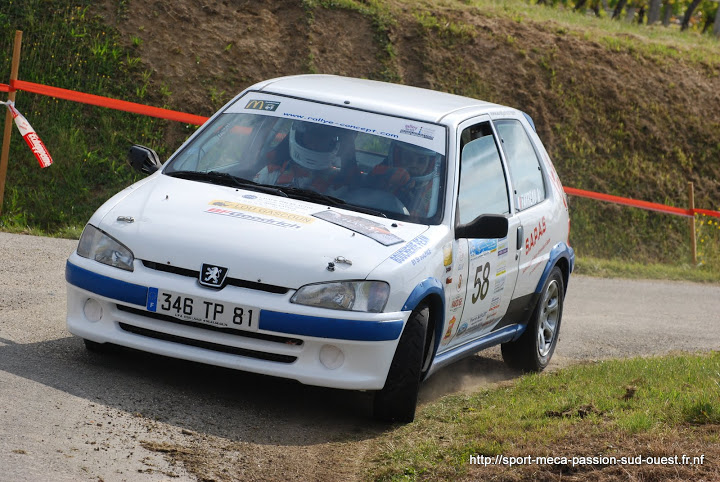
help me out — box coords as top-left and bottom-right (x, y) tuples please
(388, 142), (440, 183)
(289, 122), (343, 170)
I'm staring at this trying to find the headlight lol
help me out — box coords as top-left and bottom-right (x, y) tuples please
(77, 224), (135, 271)
(291, 281), (390, 313)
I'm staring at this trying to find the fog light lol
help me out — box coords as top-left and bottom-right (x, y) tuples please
(319, 344), (344, 370)
(83, 298), (103, 322)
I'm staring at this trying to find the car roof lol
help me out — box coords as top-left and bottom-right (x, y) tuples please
(250, 74), (510, 125)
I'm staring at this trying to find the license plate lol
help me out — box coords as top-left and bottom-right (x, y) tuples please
(146, 288), (258, 332)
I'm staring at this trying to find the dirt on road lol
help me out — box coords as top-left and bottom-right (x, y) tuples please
(1, 231), (719, 481)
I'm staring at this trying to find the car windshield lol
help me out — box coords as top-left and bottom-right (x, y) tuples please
(165, 93), (447, 223)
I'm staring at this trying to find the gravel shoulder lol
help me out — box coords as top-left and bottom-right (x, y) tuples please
(1, 232), (719, 481)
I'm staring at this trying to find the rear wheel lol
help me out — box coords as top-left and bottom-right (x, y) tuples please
(373, 303), (430, 423)
(501, 267), (564, 372)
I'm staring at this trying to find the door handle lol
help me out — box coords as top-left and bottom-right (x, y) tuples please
(516, 226), (524, 250)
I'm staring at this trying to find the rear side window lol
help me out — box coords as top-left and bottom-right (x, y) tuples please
(495, 119), (545, 211)
(457, 122), (510, 225)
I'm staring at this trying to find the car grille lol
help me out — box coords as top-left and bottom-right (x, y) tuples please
(141, 260), (289, 294)
(116, 305), (302, 364)
(118, 323), (297, 363)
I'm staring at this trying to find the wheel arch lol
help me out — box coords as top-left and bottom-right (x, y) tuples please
(401, 278), (445, 379)
(554, 256), (570, 295)
(535, 242), (574, 296)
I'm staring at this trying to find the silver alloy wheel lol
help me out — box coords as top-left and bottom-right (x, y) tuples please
(537, 279), (560, 357)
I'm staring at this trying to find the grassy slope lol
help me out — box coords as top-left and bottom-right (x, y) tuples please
(370, 352), (720, 480)
(1, 0), (719, 275)
(0, 0), (170, 237)
(1, 4), (718, 479)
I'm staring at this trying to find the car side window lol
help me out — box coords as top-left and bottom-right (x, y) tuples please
(457, 122), (510, 225)
(494, 119), (546, 211)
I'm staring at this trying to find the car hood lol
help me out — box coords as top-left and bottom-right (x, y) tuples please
(95, 174), (429, 289)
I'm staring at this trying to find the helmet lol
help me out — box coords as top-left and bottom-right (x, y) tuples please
(289, 121), (343, 170)
(388, 142), (440, 183)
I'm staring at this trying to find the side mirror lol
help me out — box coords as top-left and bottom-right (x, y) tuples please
(128, 145), (162, 175)
(455, 214), (508, 240)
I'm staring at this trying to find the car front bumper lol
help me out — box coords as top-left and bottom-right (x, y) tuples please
(65, 252), (406, 390)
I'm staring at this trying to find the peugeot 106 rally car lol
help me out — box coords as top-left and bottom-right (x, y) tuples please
(66, 74), (574, 422)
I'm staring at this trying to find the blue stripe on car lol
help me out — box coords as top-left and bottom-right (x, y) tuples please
(65, 261), (148, 306)
(259, 311), (404, 341)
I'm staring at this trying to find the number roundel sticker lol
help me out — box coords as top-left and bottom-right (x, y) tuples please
(471, 262), (491, 304)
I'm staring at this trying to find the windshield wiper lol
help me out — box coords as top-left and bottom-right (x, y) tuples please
(277, 186), (387, 218)
(165, 171), (288, 197)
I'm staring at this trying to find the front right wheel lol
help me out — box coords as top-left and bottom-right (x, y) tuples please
(501, 266), (564, 372)
(373, 302), (430, 423)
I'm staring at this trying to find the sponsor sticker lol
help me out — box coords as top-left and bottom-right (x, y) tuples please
(487, 296), (502, 315)
(443, 243), (453, 272)
(205, 207), (303, 229)
(227, 93), (446, 154)
(525, 217), (547, 255)
(469, 239), (498, 259)
(314, 210), (404, 246)
(209, 200), (315, 224)
(494, 277), (506, 294)
(390, 235), (430, 263)
(245, 99), (280, 111)
(410, 249), (432, 266)
(517, 188), (543, 210)
(497, 238), (509, 258)
(399, 123), (436, 140)
(441, 316), (458, 345)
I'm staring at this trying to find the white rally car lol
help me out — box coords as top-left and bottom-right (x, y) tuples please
(66, 75), (574, 422)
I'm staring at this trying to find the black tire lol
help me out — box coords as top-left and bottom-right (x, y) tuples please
(373, 303), (430, 423)
(501, 266), (564, 372)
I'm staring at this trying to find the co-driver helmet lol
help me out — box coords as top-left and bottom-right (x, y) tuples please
(388, 141), (440, 183)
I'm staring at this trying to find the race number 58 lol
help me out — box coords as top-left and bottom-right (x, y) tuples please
(472, 262), (491, 304)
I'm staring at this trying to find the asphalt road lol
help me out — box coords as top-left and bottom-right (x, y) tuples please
(1, 231), (719, 481)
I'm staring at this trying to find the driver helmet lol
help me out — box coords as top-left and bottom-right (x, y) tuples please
(289, 121), (344, 170)
(388, 142), (440, 183)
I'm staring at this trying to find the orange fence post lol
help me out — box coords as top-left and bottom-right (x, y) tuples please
(0, 30), (23, 217)
(688, 181), (697, 265)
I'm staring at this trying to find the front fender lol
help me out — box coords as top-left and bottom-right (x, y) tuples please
(402, 277), (445, 379)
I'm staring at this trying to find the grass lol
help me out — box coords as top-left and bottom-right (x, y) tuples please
(462, 0), (720, 66)
(1, 0), (719, 276)
(0, 0), (168, 233)
(369, 351), (720, 480)
(576, 255), (720, 283)
(303, 0), (400, 81)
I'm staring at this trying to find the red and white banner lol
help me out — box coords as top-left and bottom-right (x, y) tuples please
(3, 100), (53, 168)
